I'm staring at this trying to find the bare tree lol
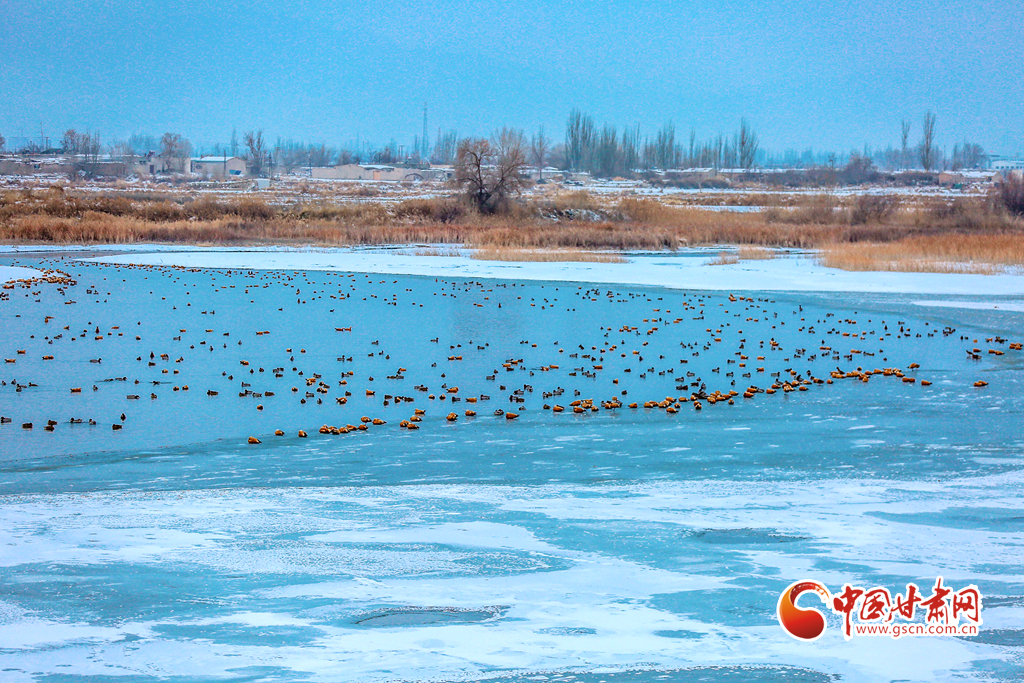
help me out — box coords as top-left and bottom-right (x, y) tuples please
(530, 126), (549, 180)
(919, 111), (936, 171)
(308, 142), (333, 167)
(654, 121), (676, 170)
(82, 132), (102, 164)
(565, 109), (594, 172)
(61, 129), (80, 155)
(160, 132), (191, 172)
(431, 129), (459, 165)
(997, 173), (1024, 216)
(244, 130), (267, 176)
(230, 128), (239, 158)
(0, 132), (5, 152)
(373, 143), (397, 164)
(900, 119), (911, 170)
(275, 139), (306, 174)
(622, 125), (641, 174)
(595, 125), (620, 178)
(738, 118), (759, 170)
(160, 132), (182, 159)
(642, 138), (657, 170)
(128, 133), (158, 156)
(454, 128), (528, 213)
(713, 133), (725, 170)
(950, 140), (985, 171)
(110, 140), (136, 165)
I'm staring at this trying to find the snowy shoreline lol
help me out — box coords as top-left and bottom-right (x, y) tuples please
(4, 243), (1024, 296)
(53, 245), (1024, 296)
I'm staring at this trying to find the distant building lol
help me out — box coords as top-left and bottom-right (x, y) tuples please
(312, 164), (426, 182)
(937, 170), (1003, 186)
(0, 152), (196, 178)
(190, 156), (246, 180)
(0, 156), (66, 175)
(129, 153), (186, 176)
(991, 158), (1024, 172)
(666, 167), (717, 180)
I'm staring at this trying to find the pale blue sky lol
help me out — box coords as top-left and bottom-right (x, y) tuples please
(2, 0), (1021, 154)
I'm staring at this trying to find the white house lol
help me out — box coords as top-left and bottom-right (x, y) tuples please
(190, 156), (246, 180)
(130, 154), (187, 175)
(312, 164), (423, 181)
(991, 158), (1024, 172)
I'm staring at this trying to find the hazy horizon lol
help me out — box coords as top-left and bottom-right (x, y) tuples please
(2, 1), (1021, 156)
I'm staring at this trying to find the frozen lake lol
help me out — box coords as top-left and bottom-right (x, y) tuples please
(0, 250), (1022, 682)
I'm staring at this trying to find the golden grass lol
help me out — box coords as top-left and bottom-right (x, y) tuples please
(1, 187), (1022, 273)
(819, 234), (1024, 273)
(706, 246), (775, 265)
(737, 245), (776, 260)
(2, 212), (471, 246)
(471, 247), (627, 263)
(414, 246), (462, 257)
(707, 252), (740, 266)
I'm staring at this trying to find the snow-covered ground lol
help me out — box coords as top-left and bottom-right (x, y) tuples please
(914, 300), (1024, 312)
(79, 247), (1024, 297)
(0, 265), (44, 283)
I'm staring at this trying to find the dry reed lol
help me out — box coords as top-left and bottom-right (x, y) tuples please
(737, 245), (776, 260)
(819, 234), (1024, 273)
(1, 188), (1022, 269)
(471, 247), (627, 263)
(414, 246), (462, 257)
(707, 252), (740, 266)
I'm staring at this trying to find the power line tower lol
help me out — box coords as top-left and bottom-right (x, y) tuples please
(422, 102), (429, 160)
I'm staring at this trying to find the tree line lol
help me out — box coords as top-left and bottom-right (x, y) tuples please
(561, 110), (761, 175)
(0, 109), (990, 178)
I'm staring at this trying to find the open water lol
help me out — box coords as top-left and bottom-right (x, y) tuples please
(0, 253), (1022, 682)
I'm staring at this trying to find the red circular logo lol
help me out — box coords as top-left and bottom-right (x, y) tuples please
(778, 580), (831, 641)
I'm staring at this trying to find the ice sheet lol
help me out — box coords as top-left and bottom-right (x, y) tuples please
(84, 248), (1024, 295)
(0, 265), (44, 283)
(0, 251), (1021, 683)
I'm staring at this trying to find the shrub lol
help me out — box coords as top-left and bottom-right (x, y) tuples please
(928, 198), (1003, 231)
(232, 197), (275, 220)
(850, 194), (900, 225)
(138, 201), (186, 222)
(394, 198), (465, 223)
(996, 174), (1024, 216)
(788, 195), (838, 224)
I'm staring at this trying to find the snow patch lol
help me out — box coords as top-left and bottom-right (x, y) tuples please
(80, 248), (1024, 296)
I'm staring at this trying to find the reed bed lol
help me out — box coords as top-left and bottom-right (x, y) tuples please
(471, 247), (627, 263)
(707, 252), (740, 266)
(737, 245), (777, 260)
(2, 187), (1022, 275)
(414, 246), (463, 257)
(819, 234), (1024, 273)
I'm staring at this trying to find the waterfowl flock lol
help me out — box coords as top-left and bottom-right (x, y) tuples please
(0, 256), (1020, 451)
